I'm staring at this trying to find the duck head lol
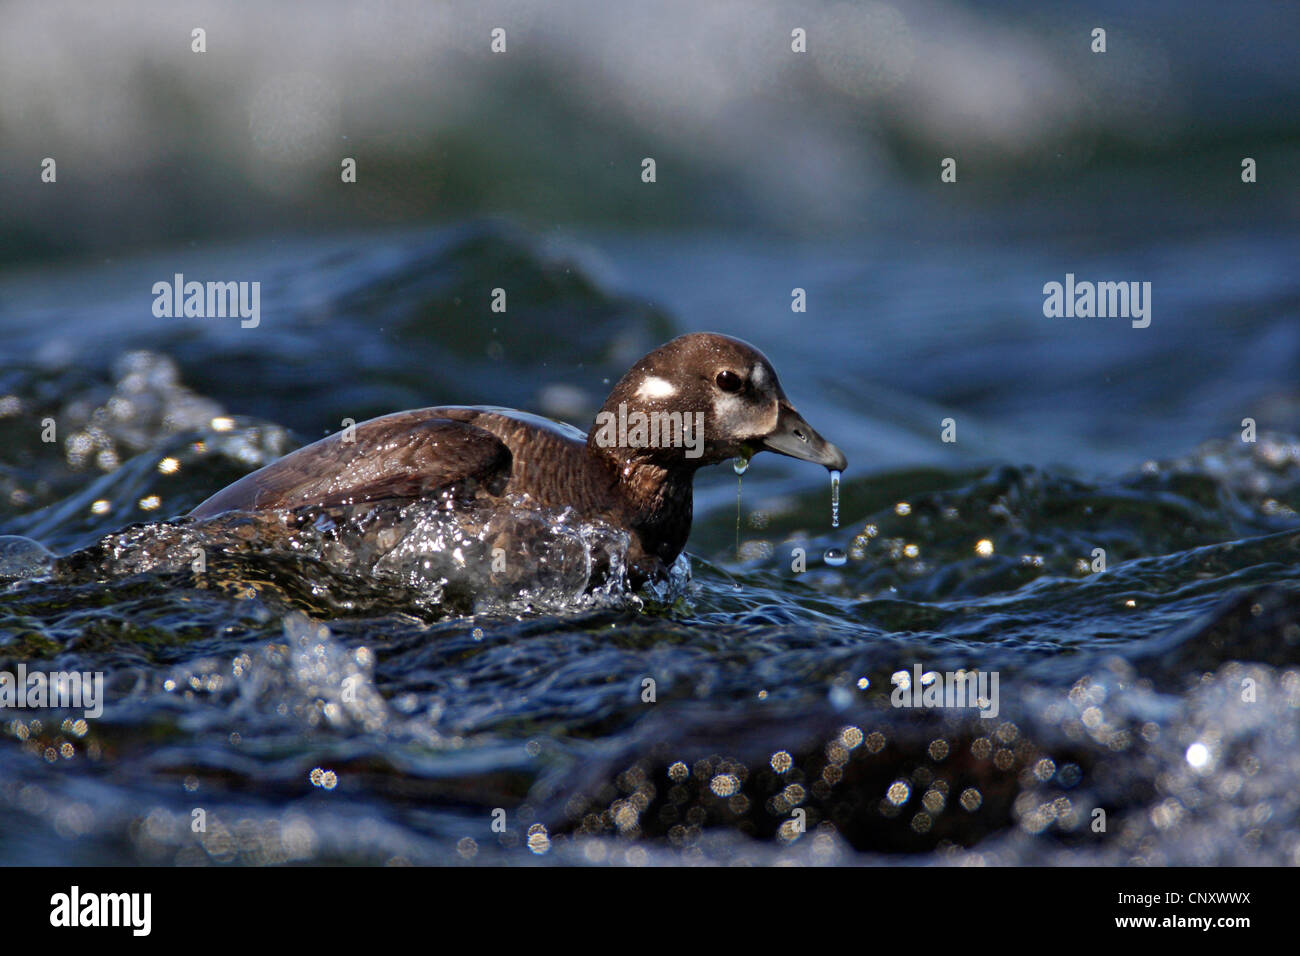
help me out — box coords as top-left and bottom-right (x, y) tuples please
(588, 332), (847, 473)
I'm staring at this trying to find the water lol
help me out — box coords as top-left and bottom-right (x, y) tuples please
(734, 455), (750, 563)
(830, 469), (841, 529)
(1, 220), (1299, 867)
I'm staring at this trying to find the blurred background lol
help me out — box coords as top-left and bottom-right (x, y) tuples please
(1, 0), (1297, 507)
(3, 0), (1296, 252)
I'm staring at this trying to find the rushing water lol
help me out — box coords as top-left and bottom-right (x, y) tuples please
(1, 222), (1299, 866)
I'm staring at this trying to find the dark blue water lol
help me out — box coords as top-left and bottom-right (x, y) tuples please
(1, 219), (1298, 865)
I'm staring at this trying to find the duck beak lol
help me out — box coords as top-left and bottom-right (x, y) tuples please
(758, 403), (848, 471)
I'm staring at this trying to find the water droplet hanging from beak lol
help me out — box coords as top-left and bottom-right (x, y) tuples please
(830, 469), (840, 529)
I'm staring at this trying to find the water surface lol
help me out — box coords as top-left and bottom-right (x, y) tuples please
(1, 221), (1298, 865)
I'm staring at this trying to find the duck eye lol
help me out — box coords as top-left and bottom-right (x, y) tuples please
(715, 370), (744, 393)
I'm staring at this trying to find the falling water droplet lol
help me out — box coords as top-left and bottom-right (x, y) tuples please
(830, 469), (841, 528)
(735, 473), (743, 561)
(734, 451), (751, 561)
(824, 547), (847, 567)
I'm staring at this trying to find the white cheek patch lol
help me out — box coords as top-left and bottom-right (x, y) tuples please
(713, 390), (776, 437)
(750, 365), (767, 388)
(636, 376), (677, 400)
(712, 392), (744, 418)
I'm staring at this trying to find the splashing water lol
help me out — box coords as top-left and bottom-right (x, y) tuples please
(48, 494), (665, 619)
(5, 224), (1300, 868)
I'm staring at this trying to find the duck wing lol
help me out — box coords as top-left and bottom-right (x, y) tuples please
(190, 412), (512, 518)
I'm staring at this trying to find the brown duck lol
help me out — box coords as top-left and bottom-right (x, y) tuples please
(191, 333), (847, 580)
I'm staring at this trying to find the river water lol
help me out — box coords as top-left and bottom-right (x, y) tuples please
(1, 217), (1298, 865)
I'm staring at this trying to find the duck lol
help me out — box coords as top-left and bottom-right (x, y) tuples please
(190, 332), (847, 581)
